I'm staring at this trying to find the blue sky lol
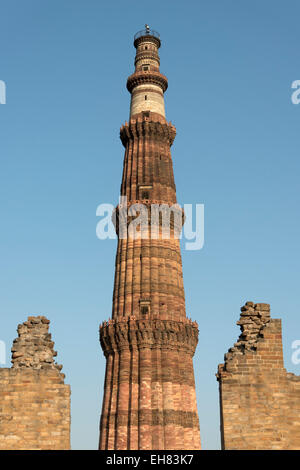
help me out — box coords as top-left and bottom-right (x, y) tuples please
(0, 1), (299, 449)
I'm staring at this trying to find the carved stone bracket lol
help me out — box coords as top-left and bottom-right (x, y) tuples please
(120, 112), (176, 147)
(100, 317), (199, 356)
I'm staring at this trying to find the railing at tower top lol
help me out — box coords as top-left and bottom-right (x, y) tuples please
(134, 29), (160, 41)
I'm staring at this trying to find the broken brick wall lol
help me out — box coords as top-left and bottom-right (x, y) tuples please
(217, 302), (300, 450)
(0, 316), (70, 450)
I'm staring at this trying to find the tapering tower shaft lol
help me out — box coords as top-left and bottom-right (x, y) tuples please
(99, 27), (201, 450)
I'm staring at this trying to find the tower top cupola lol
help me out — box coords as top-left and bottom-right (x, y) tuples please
(133, 25), (161, 48)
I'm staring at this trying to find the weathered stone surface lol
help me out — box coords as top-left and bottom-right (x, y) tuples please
(217, 302), (300, 450)
(0, 317), (70, 450)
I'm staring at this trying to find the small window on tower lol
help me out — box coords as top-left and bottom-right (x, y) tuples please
(140, 299), (151, 317)
(145, 95), (147, 100)
(141, 306), (148, 316)
(139, 184), (152, 200)
(143, 65), (149, 71)
(145, 46), (148, 50)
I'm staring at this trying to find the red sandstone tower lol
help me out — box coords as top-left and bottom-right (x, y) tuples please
(99, 26), (201, 450)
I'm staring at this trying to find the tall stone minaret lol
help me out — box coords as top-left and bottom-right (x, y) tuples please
(99, 26), (201, 450)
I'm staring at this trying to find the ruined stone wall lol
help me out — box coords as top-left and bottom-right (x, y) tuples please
(0, 316), (70, 450)
(217, 302), (300, 450)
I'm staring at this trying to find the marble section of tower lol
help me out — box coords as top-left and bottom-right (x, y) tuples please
(99, 28), (201, 450)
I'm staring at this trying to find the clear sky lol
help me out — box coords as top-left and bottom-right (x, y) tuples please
(0, 0), (299, 449)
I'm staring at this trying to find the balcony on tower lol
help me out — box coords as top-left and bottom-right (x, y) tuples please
(134, 26), (160, 45)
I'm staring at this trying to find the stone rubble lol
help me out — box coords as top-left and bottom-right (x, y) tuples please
(224, 302), (271, 365)
(11, 316), (63, 372)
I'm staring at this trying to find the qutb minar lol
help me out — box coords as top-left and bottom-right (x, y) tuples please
(99, 26), (201, 450)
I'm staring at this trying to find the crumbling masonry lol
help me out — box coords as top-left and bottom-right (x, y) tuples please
(0, 316), (70, 450)
(217, 302), (300, 450)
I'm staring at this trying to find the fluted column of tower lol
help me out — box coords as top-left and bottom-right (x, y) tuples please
(99, 27), (201, 450)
